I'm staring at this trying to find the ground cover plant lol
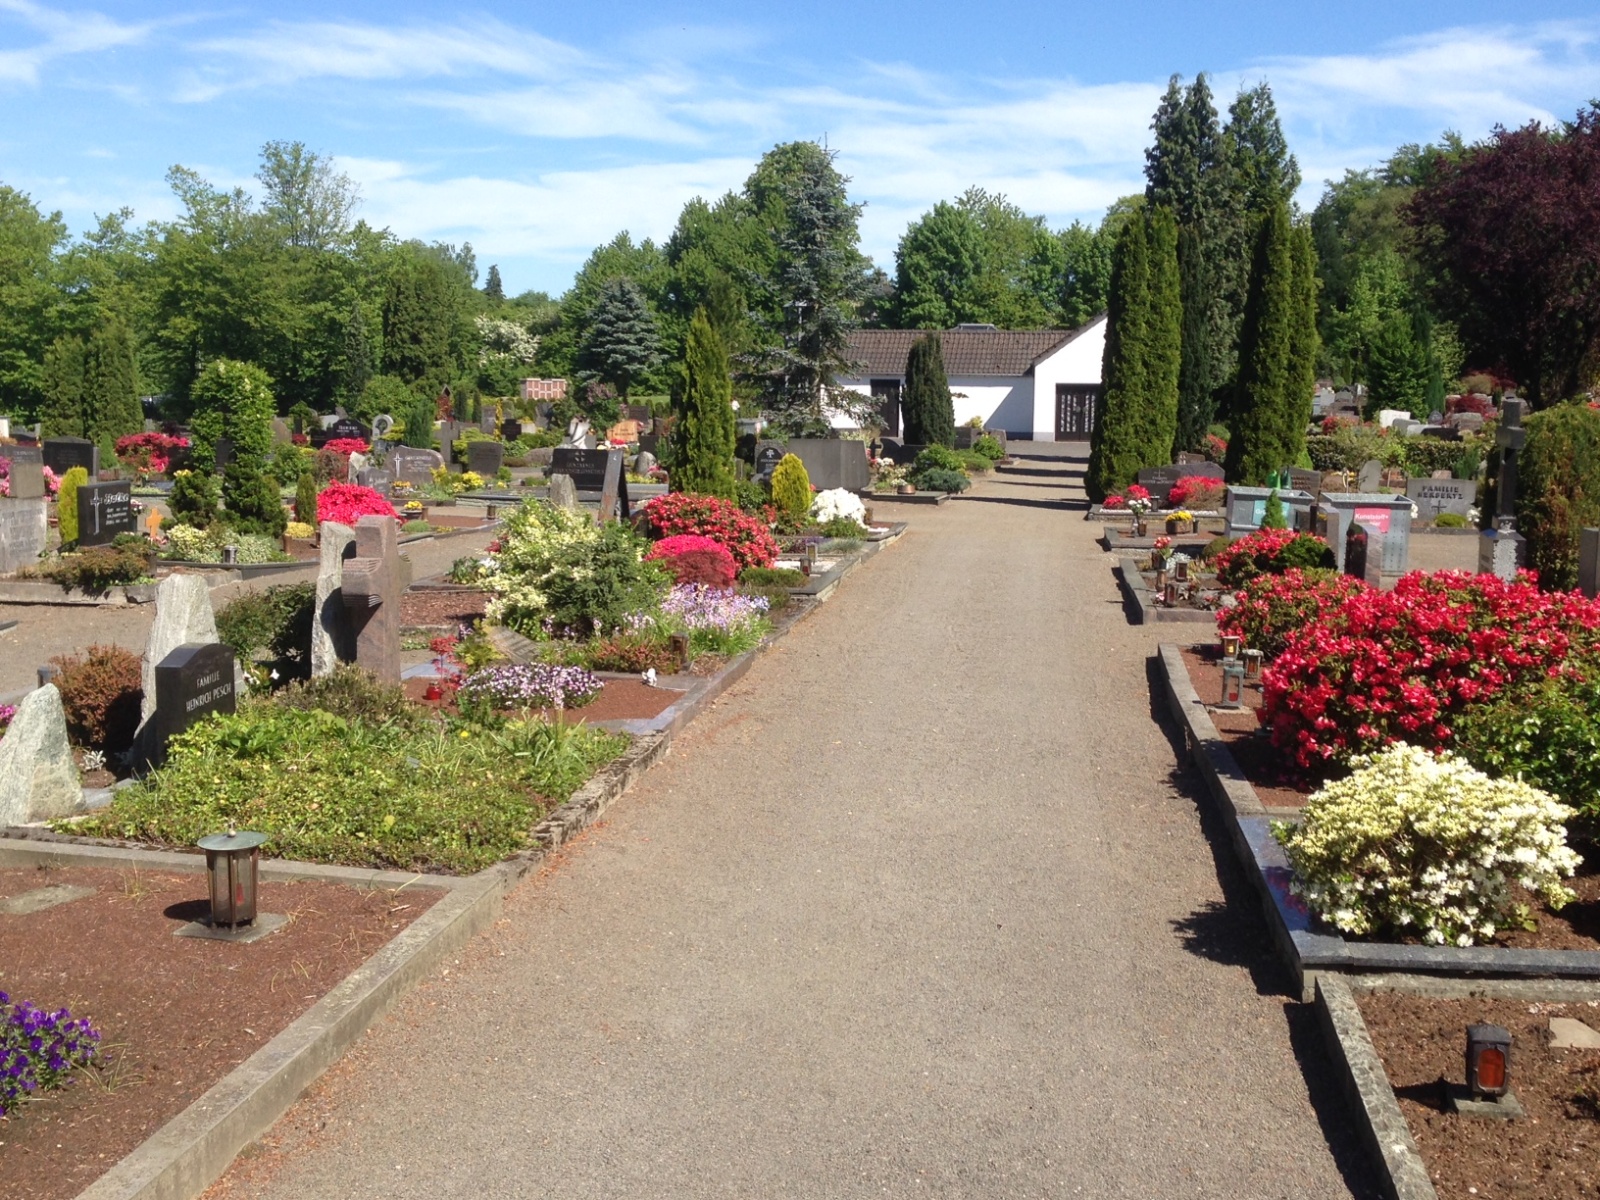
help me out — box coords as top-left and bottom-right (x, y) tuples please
(1276, 744), (1579, 946)
(160, 527), (291, 564)
(455, 663), (603, 715)
(627, 584), (772, 658)
(24, 542), (152, 590)
(0, 992), (101, 1117)
(72, 668), (626, 873)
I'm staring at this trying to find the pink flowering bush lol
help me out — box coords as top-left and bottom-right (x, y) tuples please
(1166, 476), (1226, 509)
(115, 432), (189, 477)
(1261, 570), (1600, 774)
(639, 493), (778, 570)
(644, 534), (737, 588)
(315, 483), (398, 526)
(1100, 483), (1152, 512)
(1212, 528), (1333, 587)
(1216, 569), (1370, 659)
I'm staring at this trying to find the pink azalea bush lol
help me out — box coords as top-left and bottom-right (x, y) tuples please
(315, 483), (398, 526)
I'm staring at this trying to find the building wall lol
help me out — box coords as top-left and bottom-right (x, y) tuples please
(1028, 317), (1106, 439)
(833, 377), (1033, 436)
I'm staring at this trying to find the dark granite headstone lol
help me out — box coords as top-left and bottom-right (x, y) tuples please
(466, 439), (504, 479)
(501, 420), (523, 441)
(76, 481), (134, 546)
(1345, 523), (1383, 588)
(42, 437), (97, 478)
(1137, 461), (1225, 501)
(754, 443), (785, 480)
(1582, 528), (1600, 601)
(550, 448), (628, 519)
(787, 438), (870, 492)
(153, 642), (237, 758)
(388, 448), (444, 489)
(1287, 468), (1321, 495)
(312, 417), (369, 448)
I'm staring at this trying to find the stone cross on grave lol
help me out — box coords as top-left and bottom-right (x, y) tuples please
(1479, 398), (1527, 581)
(338, 516), (404, 683)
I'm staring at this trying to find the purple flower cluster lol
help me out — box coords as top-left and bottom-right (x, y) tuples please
(1, 990), (101, 1116)
(456, 663), (603, 711)
(659, 584), (770, 631)
(0, 703), (16, 733)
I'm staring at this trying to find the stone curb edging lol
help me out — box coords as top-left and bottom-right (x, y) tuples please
(1314, 975), (1439, 1200)
(1100, 525), (1219, 554)
(4, 505), (905, 1200)
(1116, 557), (1219, 625)
(0, 580), (158, 606)
(1157, 643), (1600, 1001)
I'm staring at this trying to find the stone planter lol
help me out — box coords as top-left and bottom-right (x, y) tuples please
(1166, 517), (1194, 535)
(896, 483), (916, 495)
(282, 535), (318, 557)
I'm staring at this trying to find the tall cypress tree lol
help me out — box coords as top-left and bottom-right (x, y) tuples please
(1286, 223), (1320, 462)
(1088, 214), (1150, 501)
(668, 309), (736, 497)
(38, 335), (86, 438)
(902, 333), (953, 447)
(483, 264), (505, 305)
(340, 302), (373, 405)
(1225, 202), (1298, 484)
(1174, 224), (1214, 453)
(84, 314), (143, 447)
(1142, 207), (1182, 469)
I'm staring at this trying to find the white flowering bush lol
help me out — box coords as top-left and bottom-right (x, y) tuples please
(1275, 744), (1580, 947)
(810, 488), (866, 525)
(474, 316), (539, 367)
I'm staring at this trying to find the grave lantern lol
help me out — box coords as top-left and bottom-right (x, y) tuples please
(221, 543), (239, 566)
(1219, 658), (1245, 708)
(669, 633), (690, 672)
(1466, 1024), (1512, 1098)
(1242, 649), (1264, 682)
(1220, 633), (1242, 660)
(1163, 579), (1180, 606)
(486, 504), (499, 521)
(1154, 565), (1169, 592)
(197, 829), (269, 928)
(1173, 557), (1189, 583)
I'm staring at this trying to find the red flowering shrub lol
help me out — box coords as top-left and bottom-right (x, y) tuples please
(1202, 432), (1228, 462)
(316, 483), (398, 526)
(1217, 569), (1370, 659)
(645, 534), (737, 588)
(323, 438), (370, 456)
(1212, 528), (1334, 587)
(639, 493), (778, 570)
(115, 432), (189, 476)
(1166, 475), (1227, 509)
(1261, 570), (1600, 774)
(1446, 393), (1496, 417)
(1101, 483), (1153, 511)
(312, 448), (351, 485)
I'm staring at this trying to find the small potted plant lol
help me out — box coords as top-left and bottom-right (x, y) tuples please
(1166, 509), (1195, 534)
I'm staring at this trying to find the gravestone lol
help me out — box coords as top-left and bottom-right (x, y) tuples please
(0, 684), (80, 825)
(547, 472), (579, 510)
(1345, 523), (1383, 588)
(1450, 412), (1485, 434)
(0, 497), (47, 575)
(356, 466), (394, 493)
(466, 439), (504, 479)
(1580, 528), (1600, 600)
(439, 421), (466, 461)
(311, 522), (358, 677)
(42, 437), (97, 478)
(479, 411), (498, 434)
(6, 444), (44, 500)
(371, 414), (396, 452)
(388, 448), (444, 489)
(312, 416), (368, 448)
(1480, 397), (1527, 581)
(340, 515), (404, 683)
(787, 439), (872, 493)
(271, 418), (293, 444)
(1137, 461), (1225, 503)
(559, 417), (591, 449)
(1287, 468), (1321, 496)
(633, 450), (658, 476)
(550, 447), (628, 519)
(754, 443), (785, 481)
(1356, 459), (1383, 493)
(501, 420), (523, 441)
(151, 642), (236, 762)
(1316, 493), (1413, 574)
(1407, 478), (1477, 520)
(76, 481), (134, 546)
(138, 573), (219, 724)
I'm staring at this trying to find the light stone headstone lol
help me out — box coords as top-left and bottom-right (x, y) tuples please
(139, 574), (219, 723)
(0, 684), (81, 825)
(1406, 478), (1477, 520)
(389, 448), (444, 489)
(6, 445), (45, 500)
(346, 451), (369, 483)
(1357, 459), (1383, 493)
(311, 521), (357, 677)
(0, 496), (48, 575)
(271, 418), (293, 445)
(547, 472), (579, 510)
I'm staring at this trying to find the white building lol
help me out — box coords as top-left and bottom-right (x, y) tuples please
(835, 316), (1106, 441)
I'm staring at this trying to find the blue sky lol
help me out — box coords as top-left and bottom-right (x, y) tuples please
(4, 1), (1600, 296)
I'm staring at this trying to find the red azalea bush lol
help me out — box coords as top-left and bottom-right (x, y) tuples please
(1166, 475), (1227, 509)
(115, 432), (189, 476)
(1217, 569), (1370, 659)
(1101, 483), (1153, 511)
(644, 534), (737, 588)
(316, 483), (398, 526)
(1212, 528), (1334, 587)
(1261, 570), (1600, 774)
(639, 493), (778, 570)
(1202, 432), (1228, 462)
(1446, 393), (1496, 417)
(323, 438), (370, 456)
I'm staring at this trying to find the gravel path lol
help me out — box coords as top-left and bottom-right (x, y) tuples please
(207, 445), (1375, 1199)
(0, 528), (498, 699)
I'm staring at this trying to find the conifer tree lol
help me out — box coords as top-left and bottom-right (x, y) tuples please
(484, 264), (505, 305)
(1286, 223), (1320, 461)
(1088, 214), (1150, 502)
(668, 309), (736, 497)
(340, 303), (373, 404)
(38, 335), (86, 438)
(579, 277), (662, 399)
(84, 314), (142, 446)
(1141, 207), (1182, 467)
(902, 333), (954, 447)
(191, 359), (285, 536)
(1226, 203), (1301, 484)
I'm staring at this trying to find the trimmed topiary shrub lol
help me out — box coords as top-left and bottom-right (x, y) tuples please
(295, 472), (318, 525)
(56, 466), (88, 545)
(1260, 490), (1287, 530)
(769, 453), (812, 520)
(1516, 401), (1600, 591)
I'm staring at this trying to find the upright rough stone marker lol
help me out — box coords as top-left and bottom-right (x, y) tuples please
(0, 685), (81, 825)
(312, 522), (357, 677)
(139, 574), (219, 722)
(338, 516), (404, 683)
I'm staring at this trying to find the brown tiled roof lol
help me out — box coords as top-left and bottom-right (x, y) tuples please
(843, 324), (1089, 378)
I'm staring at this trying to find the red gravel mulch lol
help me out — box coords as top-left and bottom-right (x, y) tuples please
(402, 675), (685, 723)
(0, 865), (441, 1200)
(399, 587), (489, 629)
(1359, 992), (1600, 1200)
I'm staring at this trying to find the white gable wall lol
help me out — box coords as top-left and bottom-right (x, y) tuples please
(1029, 316), (1106, 438)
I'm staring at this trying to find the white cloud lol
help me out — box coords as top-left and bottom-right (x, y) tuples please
(0, 0), (153, 85)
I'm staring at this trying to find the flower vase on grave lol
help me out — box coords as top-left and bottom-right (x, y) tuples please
(1135, 516), (1148, 537)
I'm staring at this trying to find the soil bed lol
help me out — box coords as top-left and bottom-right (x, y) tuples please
(1175, 642), (1600, 951)
(0, 864), (441, 1200)
(399, 587), (488, 629)
(402, 675), (684, 723)
(1359, 992), (1600, 1200)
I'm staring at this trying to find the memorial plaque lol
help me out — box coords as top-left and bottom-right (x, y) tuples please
(153, 642), (236, 758)
(550, 447), (613, 491)
(76, 480), (135, 546)
(1406, 478), (1477, 520)
(5, 444), (44, 500)
(754, 443), (785, 480)
(466, 439), (504, 479)
(1287, 468), (1321, 495)
(42, 437), (97, 478)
